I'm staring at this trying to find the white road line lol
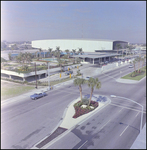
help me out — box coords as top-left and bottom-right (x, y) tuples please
(135, 111), (140, 117)
(119, 108), (123, 113)
(120, 125), (129, 136)
(110, 103), (146, 113)
(78, 140), (88, 149)
(100, 120), (111, 130)
(102, 73), (116, 80)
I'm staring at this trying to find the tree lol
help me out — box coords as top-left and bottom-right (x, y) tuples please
(135, 56), (142, 73)
(57, 58), (64, 72)
(72, 49), (76, 55)
(62, 55), (68, 70)
(8, 52), (12, 61)
(115, 44), (122, 54)
(73, 78), (86, 102)
(65, 49), (70, 58)
(131, 60), (137, 72)
(78, 48), (83, 55)
(86, 77), (101, 106)
(39, 48), (42, 59)
(75, 57), (81, 63)
(54, 46), (61, 58)
(48, 47), (53, 57)
(141, 57), (145, 68)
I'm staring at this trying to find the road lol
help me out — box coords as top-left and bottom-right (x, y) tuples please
(1, 64), (146, 149)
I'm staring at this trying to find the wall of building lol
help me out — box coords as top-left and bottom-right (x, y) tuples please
(32, 39), (114, 52)
(113, 41), (128, 50)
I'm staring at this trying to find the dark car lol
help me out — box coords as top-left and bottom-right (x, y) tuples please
(30, 92), (47, 100)
(65, 70), (73, 75)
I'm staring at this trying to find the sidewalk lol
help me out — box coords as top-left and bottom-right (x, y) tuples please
(130, 123), (146, 149)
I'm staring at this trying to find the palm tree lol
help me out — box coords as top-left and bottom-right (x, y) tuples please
(132, 60), (137, 72)
(62, 55), (68, 70)
(57, 58), (64, 72)
(86, 77), (101, 106)
(136, 56), (142, 72)
(39, 48), (42, 59)
(48, 47), (52, 57)
(78, 48), (83, 55)
(72, 49), (76, 55)
(73, 78), (86, 102)
(141, 57), (145, 68)
(55, 46), (61, 58)
(8, 52), (12, 60)
(65, 49), (70, 58)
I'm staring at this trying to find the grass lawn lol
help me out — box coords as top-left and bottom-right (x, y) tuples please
(121, 66), (146, 81)
(1, 83), (35, 100)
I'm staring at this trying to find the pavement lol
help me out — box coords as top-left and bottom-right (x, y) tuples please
(1, 61), (146, 149)
(31, 95), (111, 149)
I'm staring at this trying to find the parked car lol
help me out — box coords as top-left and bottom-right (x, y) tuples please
(129, 65), (133, 68)
(30, 92), (47, 100)
(65, 70), (73, 75)
(104, 61), (109, 64)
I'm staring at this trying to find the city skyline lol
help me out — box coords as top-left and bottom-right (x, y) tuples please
(1, 1), (146, 43)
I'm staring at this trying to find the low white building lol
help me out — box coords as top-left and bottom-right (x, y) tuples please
(32, 39), (128, 52)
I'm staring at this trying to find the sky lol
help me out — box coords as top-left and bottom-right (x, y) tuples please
(1, 1), (146, 43)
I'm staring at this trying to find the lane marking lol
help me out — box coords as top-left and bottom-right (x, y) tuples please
(78, 140), (88, 149)
(120, 125), (129, 136)
(100, 120), (111, 130)
(119, 108), (123, 113)
(135, 111), (140, 117)
(110, 103), (146, 113)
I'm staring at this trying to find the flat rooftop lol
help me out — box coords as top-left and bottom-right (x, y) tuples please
(71, 53), (121, 59)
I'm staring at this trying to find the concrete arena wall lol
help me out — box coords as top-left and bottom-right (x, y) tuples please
(32, 39), (113, 52)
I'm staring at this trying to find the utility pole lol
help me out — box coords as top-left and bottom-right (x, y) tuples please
(48, 62), (50, 90)
(35, 62), (37, 88)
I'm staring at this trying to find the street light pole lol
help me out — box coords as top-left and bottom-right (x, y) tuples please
(48, 62), (50, 90)
(35, 62), (37, 89)
(110, 95), (143, 132)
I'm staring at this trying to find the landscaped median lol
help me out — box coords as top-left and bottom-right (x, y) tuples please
(121, 66), (146, 81)
(59, 95), (110, 129)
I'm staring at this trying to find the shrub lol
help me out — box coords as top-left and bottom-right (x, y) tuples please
(73, 100), (98, 118)
(82, 98), (89, 105)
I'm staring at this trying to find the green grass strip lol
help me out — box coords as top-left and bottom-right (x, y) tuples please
(121, 66), (146, 81)
(1, 85), (34, 100)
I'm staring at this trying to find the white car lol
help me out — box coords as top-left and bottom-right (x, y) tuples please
(84, 76), (92, 80)
(129, 65), (133, 68)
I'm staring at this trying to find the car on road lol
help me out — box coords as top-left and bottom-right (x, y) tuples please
(65, 70), (73, 75)
(30, 92), (47, 100)
(129, 65), (133, 68)
(84, 76), (92, 80)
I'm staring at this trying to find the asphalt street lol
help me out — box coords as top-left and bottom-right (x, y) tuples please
(1, 63), (146, 149)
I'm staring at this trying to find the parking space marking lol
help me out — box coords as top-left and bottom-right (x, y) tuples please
(120, 125), (129, 136)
